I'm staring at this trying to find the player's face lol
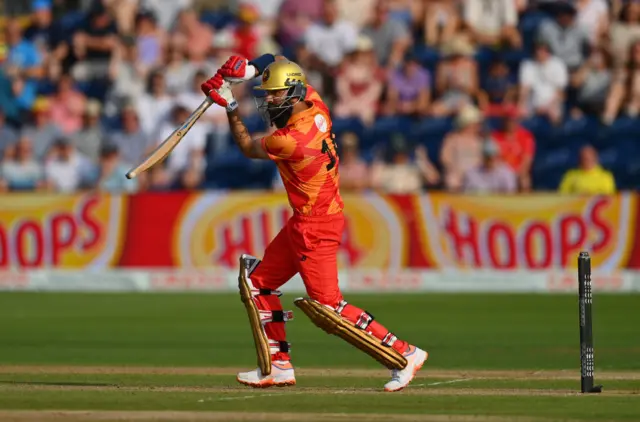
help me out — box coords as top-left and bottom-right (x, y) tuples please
(265, 89), (289, 106)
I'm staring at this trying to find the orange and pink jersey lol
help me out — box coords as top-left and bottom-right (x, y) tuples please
(260, 86), (344, 217)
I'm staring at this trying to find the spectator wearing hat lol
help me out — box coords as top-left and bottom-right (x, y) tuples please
(0, 136), (47, 191)
(44, 137), (94, 193)
(371, 133), (439, 194)
(431, 34), (479, 117)
(97, 143), (138, 193)
(72, 99), (105, 162)
(385, 52), (431, 117)
(462, 0), (522, 49)
(21, 96), (63, 161)
(559, 145), (615, 194)
(24, 0), (64, 69)
(536, 2), (590, 71)
(462, 139), (517, 194)
(334, 35), (385, 126)
(4, 19), (44, 113)
(518, 40), (568, 125)
(491, 106), (535, 191)
(106, 104), (152, 166)
(49, 73), (87, 135)
(440, 105), (485, 192)
(337, 132), (370, 192)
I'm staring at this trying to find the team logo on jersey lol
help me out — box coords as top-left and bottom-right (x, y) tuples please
(314, 114), (328, 132)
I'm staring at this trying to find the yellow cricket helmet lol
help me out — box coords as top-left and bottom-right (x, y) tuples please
(253, 59), (308, 129)
(254, 60), (307, 91)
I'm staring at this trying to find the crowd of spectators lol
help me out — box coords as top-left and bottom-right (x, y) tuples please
(0, 0), (636, 195)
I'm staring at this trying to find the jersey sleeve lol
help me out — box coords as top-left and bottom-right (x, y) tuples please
(261, 128), (298, 161)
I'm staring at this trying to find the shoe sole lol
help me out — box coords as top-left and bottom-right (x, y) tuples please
(384, 351), (428, 393)
(236, 377), (297, 388)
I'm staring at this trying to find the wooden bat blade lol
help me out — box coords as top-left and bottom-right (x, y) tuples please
(125, 98), (213, 179)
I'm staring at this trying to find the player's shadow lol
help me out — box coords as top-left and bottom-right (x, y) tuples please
(0, 380), (115, 387)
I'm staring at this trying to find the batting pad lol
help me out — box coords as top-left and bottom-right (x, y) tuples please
(238, 255), (272, 376)
(294, 298), (407, 370)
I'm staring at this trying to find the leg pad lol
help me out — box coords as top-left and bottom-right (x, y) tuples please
(239, 254), (272, 376)
(294, 297), (407, 370)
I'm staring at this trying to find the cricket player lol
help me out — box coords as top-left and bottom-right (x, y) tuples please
(200, 54), (427, 392)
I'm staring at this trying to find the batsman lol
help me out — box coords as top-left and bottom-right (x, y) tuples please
(200, 54), (428, 392)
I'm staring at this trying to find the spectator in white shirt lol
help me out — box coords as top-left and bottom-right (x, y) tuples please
(305, 0), (358, 69)
(44, 138), (94, 193)
(519, 41), (568, 124)
(462, 0), (522, 49)
(575, 0), (609, 46)
(154, 103), (206, 186)
(304, 0), (358, 102)
(136, 69), (173, 137)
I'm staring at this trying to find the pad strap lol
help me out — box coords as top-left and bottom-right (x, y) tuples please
(251, 288), (283, 297)
(382, 332), (398, 347)
(336, 300), (374, 331)
(355, 311), (375, 330)
(260, 310), (294, 324)
(268, 339), (290, 354)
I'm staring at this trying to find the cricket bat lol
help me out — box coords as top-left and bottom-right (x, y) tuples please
(125, 97), (213, 179)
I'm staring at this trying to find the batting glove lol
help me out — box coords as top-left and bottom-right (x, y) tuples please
(218, 55), (257, 83)
(208, 80), (238, 113)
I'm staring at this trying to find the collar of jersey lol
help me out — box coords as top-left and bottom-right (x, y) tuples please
(286, 101), (315, 126)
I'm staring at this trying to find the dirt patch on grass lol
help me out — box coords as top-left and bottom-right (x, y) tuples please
(0, 383), (637, 397)
(0, 366), (639, 380)
(0, 411), (558, 422)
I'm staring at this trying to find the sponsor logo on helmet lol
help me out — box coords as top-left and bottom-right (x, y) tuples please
(262, 69), (270, 83)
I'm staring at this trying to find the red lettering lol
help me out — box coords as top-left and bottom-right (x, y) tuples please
(589, 198), (611, 253)
(523, 222), (552, 268)
(559, 215), (587, 266)
(217, 217), (254, 267)
(80, 196), (101, 250)
(0, 225), (7, 267)
(443, 207), (480, 267)
(51, 214), (78, 265)
(486, 223), (516, 268)
(16, 221), (44, 267)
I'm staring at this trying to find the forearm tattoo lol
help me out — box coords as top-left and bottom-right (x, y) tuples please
(227, 110), (258, 157)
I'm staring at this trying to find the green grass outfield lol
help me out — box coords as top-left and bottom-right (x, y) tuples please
(0, 292), (638, 421)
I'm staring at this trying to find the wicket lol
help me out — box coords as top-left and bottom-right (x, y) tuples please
(577, 251), (603, 393)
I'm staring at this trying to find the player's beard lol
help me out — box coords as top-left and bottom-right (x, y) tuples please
(267, 102), (293, 129)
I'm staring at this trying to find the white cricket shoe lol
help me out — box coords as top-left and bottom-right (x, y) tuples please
(236, 360), (296, 388)
(384, 345), (428, 392)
